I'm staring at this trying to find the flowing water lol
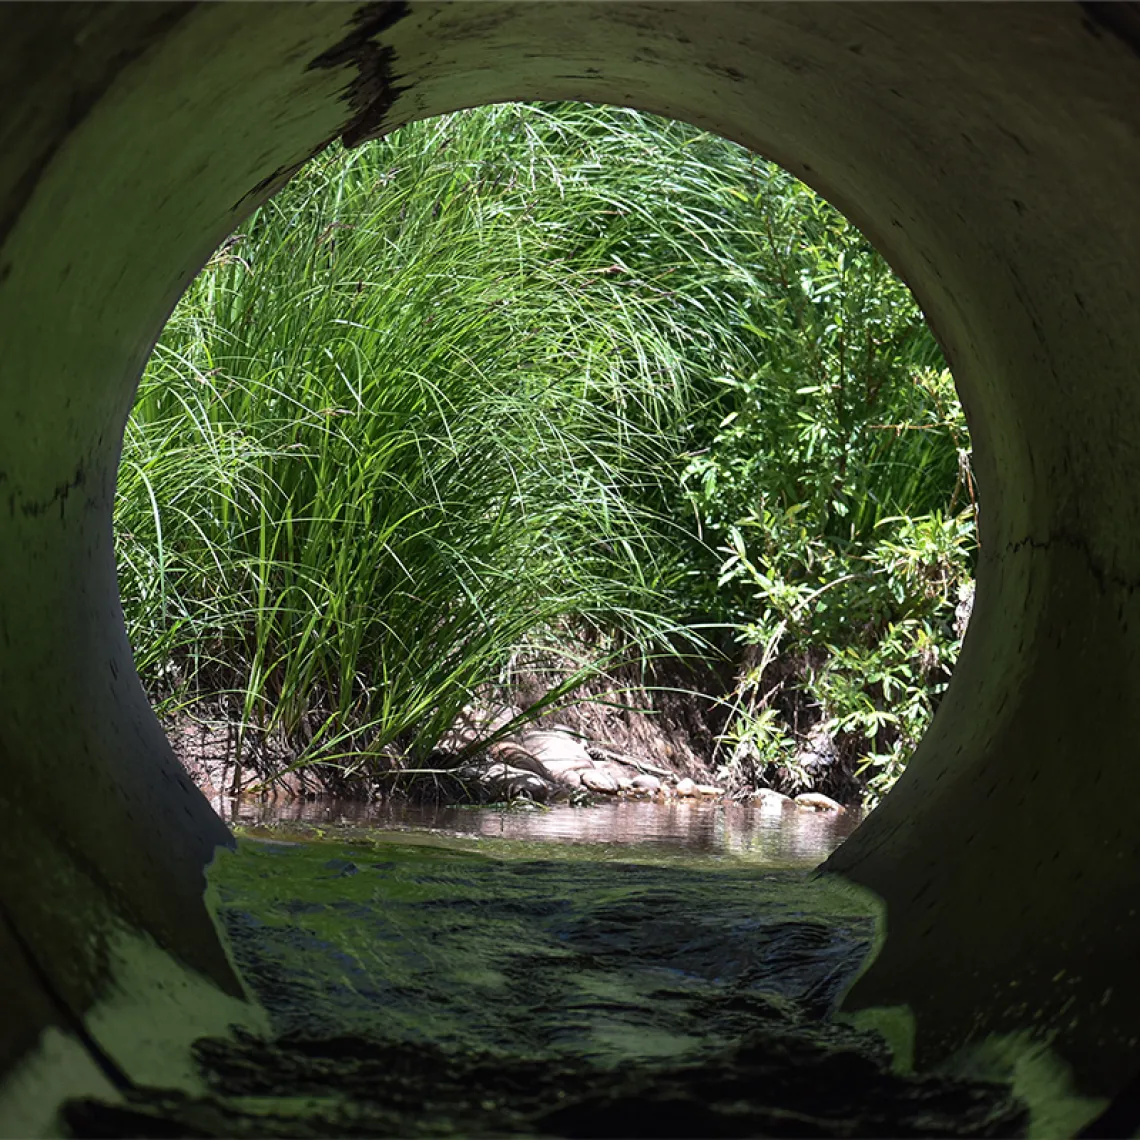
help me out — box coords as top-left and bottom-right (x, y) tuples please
(65, 797), (1029, 1137)
(212, 793), (863, 863)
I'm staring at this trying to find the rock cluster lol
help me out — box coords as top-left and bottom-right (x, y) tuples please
(443, 707), (846, 811)
(452, 724), (725, 804)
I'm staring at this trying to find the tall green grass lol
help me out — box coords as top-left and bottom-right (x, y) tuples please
(119, 105), (726, 773)
(116, 102), (971, 794)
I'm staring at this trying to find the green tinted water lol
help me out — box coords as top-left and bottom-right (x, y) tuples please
(213, 818), (874, 1065)
(64, 803), (1029, 1136)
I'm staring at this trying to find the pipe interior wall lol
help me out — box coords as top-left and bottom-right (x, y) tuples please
(1, 2), (1139, 1129)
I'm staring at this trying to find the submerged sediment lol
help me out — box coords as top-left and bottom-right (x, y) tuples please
(65, 833), (1026, 1137)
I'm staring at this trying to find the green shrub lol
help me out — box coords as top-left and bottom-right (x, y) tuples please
(117, 102), (975, 799)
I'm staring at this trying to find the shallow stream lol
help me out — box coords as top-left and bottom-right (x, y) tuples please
(214, 793), (863, 862)
(65, 798), (1029, 1137)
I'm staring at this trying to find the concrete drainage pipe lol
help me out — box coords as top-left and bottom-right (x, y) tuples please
(1, 3), (1139, 1132)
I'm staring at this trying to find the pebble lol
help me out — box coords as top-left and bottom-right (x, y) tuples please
(630, 773), (661, 793)
(520, 730), (593, 769)
(754, 788), (793, 807)
(489, 742), (550, 779)
(794, 792), (844, 812)
(484, 763), (552, 802)
(581, 769), (620, 794)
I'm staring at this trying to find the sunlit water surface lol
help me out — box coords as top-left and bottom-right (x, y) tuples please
(212, 792), (863, 865)
(203, 794), (884, 1085)
(66, 797), (1025, 1136)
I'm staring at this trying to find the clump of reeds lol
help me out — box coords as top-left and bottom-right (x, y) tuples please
(117, 102), (972, 799)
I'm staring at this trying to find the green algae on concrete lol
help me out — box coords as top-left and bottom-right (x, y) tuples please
(64, 832), (1029, 1136)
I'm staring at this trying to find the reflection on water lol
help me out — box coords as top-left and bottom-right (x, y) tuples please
(211, 793), (863, 866)
(69, 792), (1028, 1138)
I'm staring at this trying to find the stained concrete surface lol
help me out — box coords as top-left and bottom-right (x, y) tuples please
(0, 3), (1139, 1133)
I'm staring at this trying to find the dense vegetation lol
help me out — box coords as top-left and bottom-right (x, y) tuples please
(117, 102), (975, 805)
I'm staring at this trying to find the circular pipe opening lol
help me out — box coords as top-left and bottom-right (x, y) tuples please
(2, 6), (1139, 1131)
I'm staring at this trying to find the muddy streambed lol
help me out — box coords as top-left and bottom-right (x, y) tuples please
(65, 800), (1028, 1137)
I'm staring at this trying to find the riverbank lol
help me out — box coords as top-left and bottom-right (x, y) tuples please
(127, 102), (975, 826)
(173, 710), (847, 813)
(169, 657), (853, 815)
